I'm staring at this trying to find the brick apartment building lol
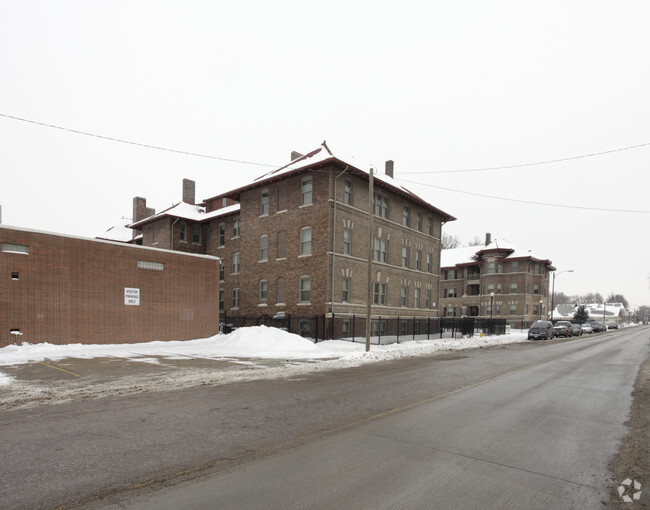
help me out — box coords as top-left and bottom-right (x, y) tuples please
(129, 143), (456, 333)
(1, 225), (220, 347)
(439, 234), (555, 328)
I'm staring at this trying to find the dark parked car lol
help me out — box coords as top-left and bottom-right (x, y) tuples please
(571, 323), (583, 336)
(608, 323), (619, 329)
(528, 320), (555, 340)
(590, 321), (607, 332)
(553, 321), (573, 337)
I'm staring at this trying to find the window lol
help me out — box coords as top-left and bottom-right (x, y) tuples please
(447, 269), (456, 280)
(426, 253), (432, 272)
(299, 318), (311, 337)
(401, 246), (410, 268)
(277, 231), (287, 259)
(11, 272), (19, 280)
(373, 282), (387, 305)
(487, 283), (494, 294)
(232, 218), (240, 238)
(533, 304), (539, 316)
(259, 280), (268, 301)
(299, 276), (311, 302)
(510, 283), (518, 293)
(219, 261), (225, 281)
(300, 227), (312, 255)
(426, 289), (432, 308)
(487, 261), (495, 274)
(509, 304), (517, 315)
(373, 238), (388, 263)
(342, 277), (350, 302)
(2, 243), (29, 255)
(277, 183), (288, 211)
(342, 319), (350, 337)
(179, 222), (186, 242)
(534, 284), (540, 294)
(414, 288), (421, 308)
(343, 228), (351, 255)
(511, 261), (518, 272)
(218, 222), (225, 246)
(259, 235), (269, 261)
(400, 320), (408, 336)
(400, 286), (408, 307)
(219, 290), (224, 311)
(415, 250), (422, 270)
(371, 319), (386, 336)
(495, 305), (501, 316)
(374, 195), (388, 218)
(445, 288), (457, 298)
(402, 207), (410, 227)
(301, 176), (313, 206)
(232, 288), (240, 308)
(446, 307), (457, 317)
(497, 263), (503, 273)
(416, 212), (423, 232)
(428, 217), (434, 236)
(232, 253), (240, 274)
(534, 263), (541, 274)
(192, 224), (201, 244)
(497, 283), (502, 294)
(260, 189), (269, 215)
(344, 180), (352, 205)
(138, 260), (164, 271)
(276, 277), (286, 304)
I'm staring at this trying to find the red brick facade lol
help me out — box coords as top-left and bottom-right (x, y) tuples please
(1, 226), (220, 347)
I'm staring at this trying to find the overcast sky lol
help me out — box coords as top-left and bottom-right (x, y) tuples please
(1, 1), (649, 308)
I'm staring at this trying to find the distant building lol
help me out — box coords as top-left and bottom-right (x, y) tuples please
(130, 143), (456, 332)
(439, 234), (555, 328)
(552, 302), (626, 326)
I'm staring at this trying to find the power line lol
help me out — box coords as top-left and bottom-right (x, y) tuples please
(0, 112), (278, 168)
(401, 142), (650, 174)
(399, 179), (650, 213)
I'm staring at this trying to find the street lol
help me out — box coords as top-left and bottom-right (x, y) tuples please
(1, 327), (648, 509)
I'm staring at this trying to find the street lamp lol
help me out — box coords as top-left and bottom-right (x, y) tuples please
(539, 299), (543, 319)
(551, 269), (574, 321)
(490, 292), (495, 320)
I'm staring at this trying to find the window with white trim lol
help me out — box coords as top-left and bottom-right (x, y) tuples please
(301, 176), (313, 206)
(300, 227), (312, 255)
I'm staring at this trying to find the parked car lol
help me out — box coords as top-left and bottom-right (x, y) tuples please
(553, 321), (573, 337)
(581, 323), (594, 334)
(608, 323), (619, 329)
(571, 323), (583, 336)
(528, 320), (555, 340)
(590, 321), (606, 332)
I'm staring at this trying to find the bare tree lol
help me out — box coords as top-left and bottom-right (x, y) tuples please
(442, 233), (460, 249)
(553, 291), (571, 305)
(467, 235), (483, 246)
(606, 293), (629, 309)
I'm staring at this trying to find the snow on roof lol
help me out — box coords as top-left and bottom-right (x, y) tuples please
(207, 142), (455, 222)
(129, 202), (240, 228)
(552, 302), (627, 319)
(95, 220), (137, 242)
(441, 238), (552, 268)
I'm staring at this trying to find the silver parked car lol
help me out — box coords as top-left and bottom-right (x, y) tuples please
(580, 323), (594, 334)
(571, 323), (583, 336)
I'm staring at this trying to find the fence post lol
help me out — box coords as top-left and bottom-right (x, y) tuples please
(352, 314), (356, 342)
(412, 317), (416, 340)
(396, 316), (400, 344)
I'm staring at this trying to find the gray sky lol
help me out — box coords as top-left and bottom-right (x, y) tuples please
(1, 1), (649, 308)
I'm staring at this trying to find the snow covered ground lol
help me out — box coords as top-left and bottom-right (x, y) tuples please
(0, 327), (530, 409)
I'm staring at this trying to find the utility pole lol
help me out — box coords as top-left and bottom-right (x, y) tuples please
(365, 167), (374, 352)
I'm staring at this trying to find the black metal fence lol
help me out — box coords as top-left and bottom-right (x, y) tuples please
(221, 313), (507, 343)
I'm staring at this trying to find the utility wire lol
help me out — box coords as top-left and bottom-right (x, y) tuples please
(401, 142), (650, 174)
(399, 179), (650, 214)
(3, 112), (648, 212)
(0, 112), (277, 168)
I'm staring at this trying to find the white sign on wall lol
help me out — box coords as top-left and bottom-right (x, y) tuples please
(124, 287), (140, 306)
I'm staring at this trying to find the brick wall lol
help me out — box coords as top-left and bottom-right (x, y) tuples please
(0, 226), (220, 346)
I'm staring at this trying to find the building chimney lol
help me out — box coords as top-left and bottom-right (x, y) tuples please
(291, 151), (304, 161)
(182, 178), (196, 204)
(485, 232), (492, 246)
(385, 160), (394, 178)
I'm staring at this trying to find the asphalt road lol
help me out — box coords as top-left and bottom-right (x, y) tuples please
(1, 327), (648, 510)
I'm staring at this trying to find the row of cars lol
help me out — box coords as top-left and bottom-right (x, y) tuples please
(527, 320), (612, 340)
